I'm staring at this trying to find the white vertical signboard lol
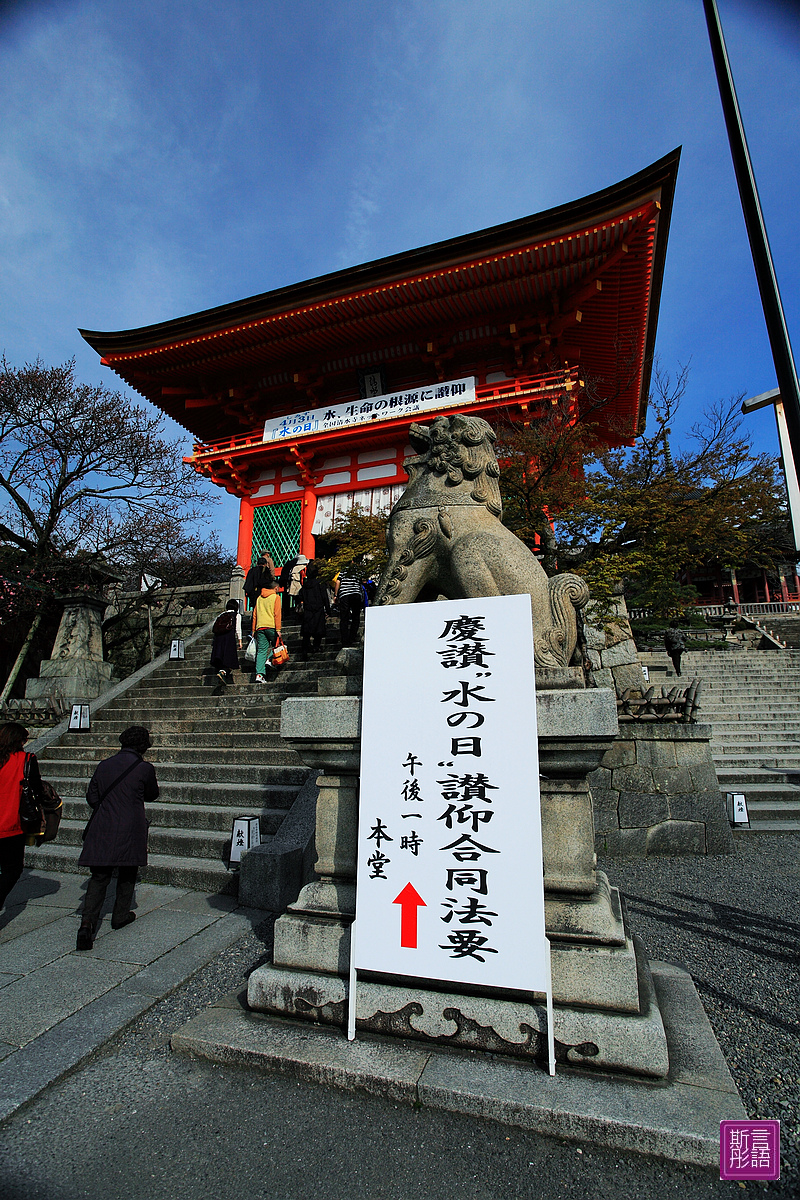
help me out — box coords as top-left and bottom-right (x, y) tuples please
(354, 593), (553, 1070)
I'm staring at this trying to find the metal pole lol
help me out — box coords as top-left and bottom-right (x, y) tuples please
(703, 0), (800, 489)
(742, 388), (800, 552)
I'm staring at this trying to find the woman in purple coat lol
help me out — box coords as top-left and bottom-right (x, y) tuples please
(76, 726), (159, 951)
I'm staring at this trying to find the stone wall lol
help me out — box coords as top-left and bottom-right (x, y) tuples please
(102, 582), (230, 678)
(588, 723), (734, 856)
(582, 594), (648, 694)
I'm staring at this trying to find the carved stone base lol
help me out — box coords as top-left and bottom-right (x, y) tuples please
(545, 872), (626, 944)
(272, 880), (355, 976)
(247, 936), (668, 1078)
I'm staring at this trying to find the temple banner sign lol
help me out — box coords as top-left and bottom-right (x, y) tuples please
(355, 593), (550, 994)
(262, 376), (476, 443)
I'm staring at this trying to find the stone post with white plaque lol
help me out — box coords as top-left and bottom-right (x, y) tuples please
(248, 602), (670, 1077)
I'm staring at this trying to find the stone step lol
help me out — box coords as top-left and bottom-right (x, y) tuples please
(37, 757), (308, 785)
(27, 624), (335, 891)
(710, 730), (800, 741)
(712, 755), (800, 769)
(700, 708), (795, 716)
(55, 817), (235, 860)
(55, 726), (287, 745)
(25, 841), (237, 895)
(38, 742), (300, 766)
(686, 655), (800, 661)
(699, 688), (800, 699)
(712, 745), (800, 757)
(714, 763), (800, 780)
(60, 797), (289, 833)
(144, 661), (339, 685)
(712, 779), (800, 801)
(43, 773), (302, 808)
(713, 748), (800, 761)
(115, 679), (323, 701)
(77, 717), (282, 736)
(705, 715), (800, 724)
(746, 799), (800, 820)
(94, 701), (284, 724)
(746, 819), (800, 831)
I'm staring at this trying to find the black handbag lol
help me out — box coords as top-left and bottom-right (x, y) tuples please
(38, 779), (63, 844)
(19, 754), (44, 835)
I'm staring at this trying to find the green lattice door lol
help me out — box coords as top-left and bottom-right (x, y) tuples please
(251, 501), (302, 568)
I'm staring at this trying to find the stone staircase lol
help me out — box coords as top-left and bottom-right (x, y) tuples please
(27, 624), (340, 893)
(681, 649), (800, 832)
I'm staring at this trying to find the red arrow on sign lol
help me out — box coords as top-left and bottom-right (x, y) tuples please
(393, 883), (426, 948)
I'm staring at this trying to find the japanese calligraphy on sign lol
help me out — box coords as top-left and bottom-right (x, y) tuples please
(262, 377), (476, 443)
(355, 594), (549, 992)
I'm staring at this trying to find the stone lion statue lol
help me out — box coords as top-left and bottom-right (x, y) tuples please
(374, 413), (589, 672)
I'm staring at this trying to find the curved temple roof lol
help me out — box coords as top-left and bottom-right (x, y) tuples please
(81, 149), (680, 447)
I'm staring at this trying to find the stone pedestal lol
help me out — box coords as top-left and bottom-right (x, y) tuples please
(25, 594), (113, 706)
(248, 684), (672, 1078)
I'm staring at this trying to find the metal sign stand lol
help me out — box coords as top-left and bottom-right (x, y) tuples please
(347, 920), (358, 1042)
(544, 938), (555, 1076)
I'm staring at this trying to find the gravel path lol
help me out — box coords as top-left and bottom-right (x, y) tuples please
(0, 834), (797, 1199)
(601, 831), (800, 1188)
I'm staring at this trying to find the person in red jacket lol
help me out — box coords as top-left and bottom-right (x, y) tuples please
(0, 722), (41, 910)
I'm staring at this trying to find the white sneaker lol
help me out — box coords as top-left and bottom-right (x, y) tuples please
(254, 674), (266, 683)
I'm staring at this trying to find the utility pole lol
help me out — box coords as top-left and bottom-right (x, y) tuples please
(703, 0), (800, 489)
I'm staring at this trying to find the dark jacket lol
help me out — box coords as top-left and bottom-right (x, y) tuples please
(210, 609), (242, 673)
(664, 628), (686, 654)
(298, 578), (331, 639)
(78, 748), (158, 867)
(244, 560), (275, 605)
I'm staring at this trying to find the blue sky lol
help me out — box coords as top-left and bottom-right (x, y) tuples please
(1, 0), (798, 551)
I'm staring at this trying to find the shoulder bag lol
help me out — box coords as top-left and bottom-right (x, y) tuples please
(81, 757), (141, 842)
(18, 754), (44, 836)
(37, 778), (63, 844)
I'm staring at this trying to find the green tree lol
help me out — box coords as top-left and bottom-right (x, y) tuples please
(316, 505), (388, 583)
(497, 364), (789, 617)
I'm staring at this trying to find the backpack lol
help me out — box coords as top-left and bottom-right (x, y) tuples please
(213, 611), (235, 636)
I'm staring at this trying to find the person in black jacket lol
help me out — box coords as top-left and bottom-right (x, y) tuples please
(297, 561), (331, 660)
(243, 552), (275, 611)
(210, 599), (243, 684)
(664, 620), (687, 677)
(76, 726), (159, 951)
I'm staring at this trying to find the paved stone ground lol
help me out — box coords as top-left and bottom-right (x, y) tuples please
(0, 867), (266, 1121)
(0, 835), (797, 1198)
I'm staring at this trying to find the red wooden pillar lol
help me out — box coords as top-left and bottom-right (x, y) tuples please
(237, 498), (255, 569)
(300, 487), (317, 559)
(730, 569), (741, 605)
